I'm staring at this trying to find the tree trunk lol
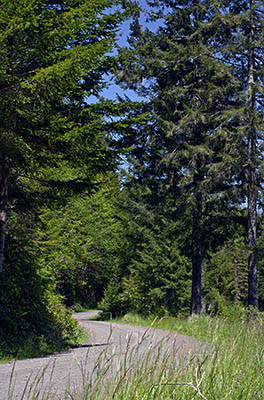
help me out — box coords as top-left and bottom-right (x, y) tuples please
(0, 155), (8, 275)
(190, 161), (203, 315)
(247, 1), (258, 308)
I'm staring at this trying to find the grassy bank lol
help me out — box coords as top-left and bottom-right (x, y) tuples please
(98, 310), (264, 399)
(6, 310), (264, 399)
(74, 310), (264, 399)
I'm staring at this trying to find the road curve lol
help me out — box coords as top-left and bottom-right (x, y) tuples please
(0, 311), (203, 400)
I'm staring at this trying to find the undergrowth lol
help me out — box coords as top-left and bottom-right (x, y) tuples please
(0, 320), (88, 362)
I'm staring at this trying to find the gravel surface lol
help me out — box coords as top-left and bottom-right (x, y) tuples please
(0, 311), (204, 400)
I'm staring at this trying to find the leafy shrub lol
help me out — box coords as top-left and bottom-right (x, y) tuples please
(0, 212), (82, 358)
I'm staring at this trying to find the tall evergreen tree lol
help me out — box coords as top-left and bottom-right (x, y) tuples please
(0, 0), (125, 273)
(207, 0), (264, 308)
(100, 178), (191, 317)
(117, 0), (243, 314)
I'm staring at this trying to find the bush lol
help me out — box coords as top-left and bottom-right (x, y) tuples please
(0, 213), (82, 358)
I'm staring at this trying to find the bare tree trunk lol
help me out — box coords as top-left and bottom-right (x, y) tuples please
(0, 155), (8, 275)
(191, 161), (203, 315)
(247, 1), (258, 308)
(234, 257), (244, 301)
(191, 198), (203, 314)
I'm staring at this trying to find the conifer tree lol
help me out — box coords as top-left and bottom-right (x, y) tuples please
(207, 0), (264, 308)
(117, 0), (242, 314)
(0, 0), (124, 273)
(100, 177), (191, 317)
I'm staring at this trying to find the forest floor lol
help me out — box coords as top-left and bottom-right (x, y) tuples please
(0, 311), (203, 399)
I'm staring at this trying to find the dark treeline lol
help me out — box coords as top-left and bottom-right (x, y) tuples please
(1, 0), (264, 355)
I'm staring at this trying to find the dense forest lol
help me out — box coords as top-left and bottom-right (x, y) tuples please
(1, 0), (264, 355)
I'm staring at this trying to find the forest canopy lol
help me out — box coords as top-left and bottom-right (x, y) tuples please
(1, 0), (264, 356)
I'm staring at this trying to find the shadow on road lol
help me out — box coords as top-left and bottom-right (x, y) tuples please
(72, 343), (109, 349)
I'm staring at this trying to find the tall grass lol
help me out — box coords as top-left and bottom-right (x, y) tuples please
(7, 312), (264, 399)
(107, 311), (264, 399)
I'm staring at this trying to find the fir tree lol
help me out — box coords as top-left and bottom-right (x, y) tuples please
(0, 0), (125, 273)
(100, 179), (191, 317)
(116, 0), (242, 314)
(207, 0), (264, 308)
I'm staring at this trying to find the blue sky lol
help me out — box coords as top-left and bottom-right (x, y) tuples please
(100, 0), (163, 102)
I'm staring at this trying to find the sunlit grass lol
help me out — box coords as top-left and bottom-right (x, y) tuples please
(107, 310), (264, 399)
(6, 310), (264, 399)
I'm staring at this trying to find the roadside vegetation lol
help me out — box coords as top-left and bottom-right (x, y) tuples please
(87, 313), (264, 400)
(0, 318), (88, 363)
(6, 308), (264, 399)
(108, 303), (256, 341)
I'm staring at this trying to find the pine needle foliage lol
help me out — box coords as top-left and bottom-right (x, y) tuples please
(116, 0), (248, 314)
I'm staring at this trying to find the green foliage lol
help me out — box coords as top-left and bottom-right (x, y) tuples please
(115, 0), (251, 314)
(100, 183), (191, 317)
(37, 174), (126, 307)
(205, 237), (249, 314)
(0, 211), (83, 358)
(2, 0), (264, 359)
(119, 234), (191, 317)
(0, 0), (124, 195)
(99, 278), (127, 317)
(0, 0), (134, 355)
(256, 218), (264, 311)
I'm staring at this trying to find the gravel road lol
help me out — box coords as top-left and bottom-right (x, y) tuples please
(0, 311), (203, 400)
